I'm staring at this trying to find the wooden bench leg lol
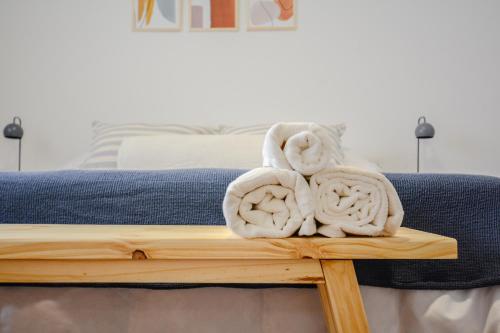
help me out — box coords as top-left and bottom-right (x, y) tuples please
(318, 283), (337, 333)
(318, 260), (370, 333)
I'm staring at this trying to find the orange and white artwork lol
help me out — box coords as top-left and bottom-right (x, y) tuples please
(190, 0), (238, 31)
(248, 0), (297, 31)
(133, 0), (182, 31)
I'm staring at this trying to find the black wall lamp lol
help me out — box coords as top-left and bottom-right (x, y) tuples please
(415, 116), (435, 173)
(3, 117), (24, 171)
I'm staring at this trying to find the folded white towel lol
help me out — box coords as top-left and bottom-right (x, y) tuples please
(309, 166), (404, 237)
(223, 168), (316, 238)
(262, 122), (343, 176)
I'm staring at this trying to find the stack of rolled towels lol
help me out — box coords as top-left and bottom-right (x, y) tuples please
(223, 122), (404, 238)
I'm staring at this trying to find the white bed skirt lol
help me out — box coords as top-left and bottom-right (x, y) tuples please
(0, 286), (498, 333)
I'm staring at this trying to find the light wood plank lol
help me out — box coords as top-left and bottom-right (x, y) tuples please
(321, 260), (370, 333)
(0, 259), (324, 284)
(0, 225), (457, 260)
(318, 283), (337, 333)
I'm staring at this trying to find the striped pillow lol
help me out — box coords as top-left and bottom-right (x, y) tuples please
(220, 123), (346, 163)
(81, 122), (220, 169)
(219, 124), (275, 135)
(82, 122), (346, 169)
(220, 123), (346, 137)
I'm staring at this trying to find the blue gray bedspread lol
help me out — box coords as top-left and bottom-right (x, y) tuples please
(1, 169), (499, 289)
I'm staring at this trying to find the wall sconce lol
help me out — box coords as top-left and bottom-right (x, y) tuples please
(415, 116), (435, 173)
(3, 117), (24, 171)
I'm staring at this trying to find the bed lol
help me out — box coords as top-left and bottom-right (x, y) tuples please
(0, 122), (499, 332)
(0, 169), (499, 332)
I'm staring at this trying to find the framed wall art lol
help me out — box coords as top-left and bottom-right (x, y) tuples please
(248, 0), (297, 31)
(133, 0), (183, 32)
(189, 0), (239, 31)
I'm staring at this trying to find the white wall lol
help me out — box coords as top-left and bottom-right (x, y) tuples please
(1, 0), (499, 175)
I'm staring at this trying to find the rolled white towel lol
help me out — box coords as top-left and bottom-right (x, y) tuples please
(309, 166), (404, 237)
(262, 122), (343, 176)
(223, 168), (316, 238)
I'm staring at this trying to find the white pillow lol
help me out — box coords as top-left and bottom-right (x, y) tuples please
(342, 148), (382, 172)
(82, 122), (220, 169)
(60, 153), (92, 170)
(117, 135), (265, 170)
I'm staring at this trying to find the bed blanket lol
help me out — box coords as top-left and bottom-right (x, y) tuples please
(0, 170), (499, 289)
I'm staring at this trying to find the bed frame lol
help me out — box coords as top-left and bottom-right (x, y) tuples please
(0, 225), (457, 333)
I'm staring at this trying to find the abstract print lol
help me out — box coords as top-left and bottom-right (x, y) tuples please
(134, 0), (182, 31)
(248, 0), (297, 30)
(190, 0), (238, 30)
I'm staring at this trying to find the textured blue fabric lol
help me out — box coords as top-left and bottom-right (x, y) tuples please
(355, 173), (500, 290)
(0, 169), (240, 226)
(0, 169), (499, 289)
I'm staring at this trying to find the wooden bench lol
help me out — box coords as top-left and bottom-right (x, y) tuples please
(0, 224), (457, 333)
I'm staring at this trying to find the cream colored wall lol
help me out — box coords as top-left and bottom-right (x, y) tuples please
(0, 0), (499, 175)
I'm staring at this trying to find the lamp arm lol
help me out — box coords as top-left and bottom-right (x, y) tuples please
(417, 138), (420, 173)
(18, 139), (21, 172)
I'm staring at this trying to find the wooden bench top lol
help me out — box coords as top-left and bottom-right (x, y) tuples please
(0, 224), (458, 332)
(0, 225), (457, 260)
